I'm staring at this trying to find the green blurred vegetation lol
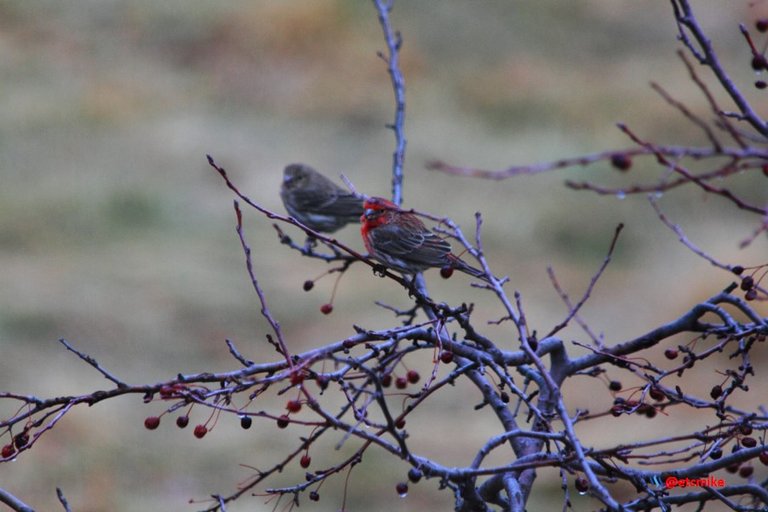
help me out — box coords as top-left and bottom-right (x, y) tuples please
(0, 1), (766, 511)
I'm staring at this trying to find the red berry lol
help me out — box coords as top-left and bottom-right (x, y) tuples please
(286, 400), (302, 413)
(649, 387), (665, 401)
(300, 454), (311, 468)
(610, 153), (632, 171)
(664, 348), (678, 360)
(320, 303), (333, 315)
(1, 444), (15, 458)
(439, 351), (454, 364)
(144, 416), (161, 430)
(395, 482), (408, 496)
(395, 376), (408, 389)
(759, 451), (768, 466)
(303, 280), (314, 292)
(745, 289), (757, 301)
(740, 424), (753, 436)
(610, 405), (624, 417)
(290, 372), (305, 386)
(381, 374), (393, 387)
(440, 266), (454, 279)
(406, 370), (420, 384)
(738, 465), (754, 478)
(277, 415), (290, 429)
(193, 425), (208, 439)
(757, 19), (768, 32)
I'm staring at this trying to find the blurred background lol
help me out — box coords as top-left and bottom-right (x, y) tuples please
(1, 1), (766, 510)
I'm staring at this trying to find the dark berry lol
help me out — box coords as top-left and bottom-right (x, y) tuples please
(610, 405), (624, 417)
(176, 415), (189, 429)
(395, 417), (406, 429)
(13, 433), (28, 449)
(731, 265), (744, 275)
(710, 385), (722, 399)
(315, 374), (330, 390)
(745, 289), (757, 301)
(303, 280), (314, 292)
(439, 351), (454, 364)
(752, 55), (768, 71)
(144, 416), (161, 430)
(757, 80), (767, 90)
(739, 465), (754, 478)
(739, 424), (753, 436)
(440, 266), (454, 279)
(608, 380), (622, 392)
(406, 370), (420, 384)
(193, 425), (208, 439)
(726, 463), (740, 473)
(395, 482), (408, 496)
(342, 339), (355, 349)
(575, 476), (589, 494)
(240, 416), (252, 430)
(395, 376), (408, 389)
(611, 153), (632, 171)
(757, 19), (768, 32)
(741, 275), (755, 291)
(381, 374), (393, 387)
(408, 468), (423, 483)
(759, 451), (768, 466)
(300, 454), (311, 468)
(499, 391), (510, 403)
(710, 448), (722, 460)
(277, 415), (290, 429)
(664, 348), (678, 360)
(309, 491), (319, 501)
(741, 436), (757, 448)
(649, 387), (665, 401)
(320, 303), (333, 315)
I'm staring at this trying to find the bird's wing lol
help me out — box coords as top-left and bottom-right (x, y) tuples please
(293, 188), (363, 219)
(370, 222), (451, 266)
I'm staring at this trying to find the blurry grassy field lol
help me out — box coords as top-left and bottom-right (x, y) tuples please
(0, 1), (766, 511)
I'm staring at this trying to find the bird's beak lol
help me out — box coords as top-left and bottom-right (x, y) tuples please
(363, 208), (375, 220)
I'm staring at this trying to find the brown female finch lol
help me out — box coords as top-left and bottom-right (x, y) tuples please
(361, 196), (490, 281)
(280, 164), (364, 233)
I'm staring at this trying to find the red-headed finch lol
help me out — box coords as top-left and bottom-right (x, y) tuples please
(361, 197), (491, 282)
(280, 164), (364, 233)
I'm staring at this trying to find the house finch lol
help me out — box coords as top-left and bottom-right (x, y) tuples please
(280, 164), (364, 233)
(361, 197), (491, 281)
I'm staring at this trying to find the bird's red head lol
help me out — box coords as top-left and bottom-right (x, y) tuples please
(361, 197), (399, 227)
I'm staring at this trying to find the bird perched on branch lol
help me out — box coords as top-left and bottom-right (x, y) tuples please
(280, 164), (364, 233)
(360, 196), (492, 282)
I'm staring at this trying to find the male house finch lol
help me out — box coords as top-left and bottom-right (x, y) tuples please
(280, 164), (364, 233)
(361, 197), (491, 281)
